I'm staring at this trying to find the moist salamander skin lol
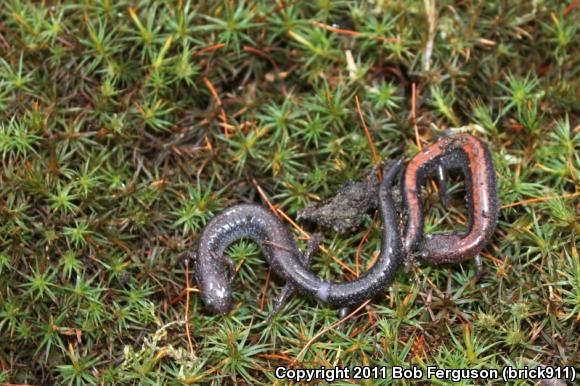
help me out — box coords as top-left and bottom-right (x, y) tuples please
(402, 134), (499, 264)
(195, 161), (404, 314)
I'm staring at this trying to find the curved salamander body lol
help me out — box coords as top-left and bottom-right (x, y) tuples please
(195, 161), (403, 314)
(403, 134), (499, 263)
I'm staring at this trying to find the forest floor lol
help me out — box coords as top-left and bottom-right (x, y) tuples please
(0, 1), (578, 384)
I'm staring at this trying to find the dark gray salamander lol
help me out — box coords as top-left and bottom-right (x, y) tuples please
(195, 161), (403, 314)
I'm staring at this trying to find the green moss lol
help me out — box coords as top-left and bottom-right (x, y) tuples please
(0, 0), (578, 384)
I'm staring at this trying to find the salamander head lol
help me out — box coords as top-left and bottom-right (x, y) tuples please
(197, 265), (233, 314)
(202, 283), (233, 314)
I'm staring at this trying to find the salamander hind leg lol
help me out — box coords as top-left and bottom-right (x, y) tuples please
(304, 233), (323, 264)
(268, 234), (323, 319)
(213, 252), (237, 283)
(268, 283), (297, 321)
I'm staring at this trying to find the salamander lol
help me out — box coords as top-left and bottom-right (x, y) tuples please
(194, 161), (404, 314)
(402, 134), (499, 266)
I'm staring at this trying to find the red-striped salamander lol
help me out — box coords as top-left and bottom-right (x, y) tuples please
(402, 134), (499, 273)
(194, 161), (403, 314)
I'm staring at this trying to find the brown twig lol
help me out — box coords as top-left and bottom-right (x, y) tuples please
(355, 95), (381, 179)
(292, 300), (371, 364)
(354, 213), (376, 277)
(194, 43), (225, 56)
(252, 179), (357, 276)
(243, 45), (279, 69)
(411, 82), (422, 150)
(500, 192), (580, 209)
(203, 76), (230, 136)
(184, 259), (194, 354)
(310, 20), (400, 43)
(564, 0), (580, 16)
(275, 208), (358, 276)
(259, 269), (272, 311)
(252, 179), (282, 216)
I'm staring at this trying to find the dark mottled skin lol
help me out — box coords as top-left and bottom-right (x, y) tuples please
(402, 134), (499, 263)
(298, 168), (381, 234)
(195, 161), (403, 314)
(298, 166), (404, 234)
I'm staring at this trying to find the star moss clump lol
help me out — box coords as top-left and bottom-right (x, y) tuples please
(0, 1), (578, 384)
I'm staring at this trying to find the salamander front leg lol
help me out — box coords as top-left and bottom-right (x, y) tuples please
(304, 233), (323, 262)
(214, 252), (237, 283)
(268, 233), (323, 320)
(270, 284), (296, 319)
(435, 163), (450, 209)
